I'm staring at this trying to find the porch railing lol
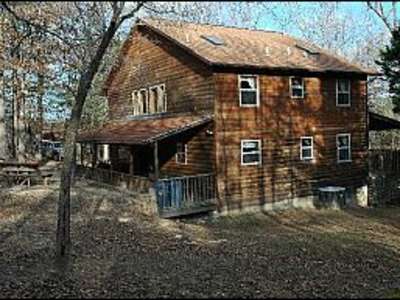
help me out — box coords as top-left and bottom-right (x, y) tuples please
(75, 165), (152, 193)
(155, 173), (216, 216)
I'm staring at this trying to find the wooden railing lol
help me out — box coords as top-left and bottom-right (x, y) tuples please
(155, 173), (216, 217)
(75, 165), (152, 193)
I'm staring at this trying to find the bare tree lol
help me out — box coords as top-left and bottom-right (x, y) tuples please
(367, 1), (399, 33)
(2, 1), (147, 260)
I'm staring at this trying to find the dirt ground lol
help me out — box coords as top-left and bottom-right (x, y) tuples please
(1, 181), (400, 298)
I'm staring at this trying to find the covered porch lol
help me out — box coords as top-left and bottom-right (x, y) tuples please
(76, 114), (216, 218)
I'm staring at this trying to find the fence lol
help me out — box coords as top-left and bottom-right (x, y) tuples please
(368, 149), (400, 206)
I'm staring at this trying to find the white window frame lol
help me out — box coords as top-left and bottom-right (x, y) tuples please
(148, 85), (158, 114)
(300, 136), (314, 161)
(336, 79), (351, 107)
(290, 76), (305, 99)
(139, 88), (148, 114)
(238, 75), (260, 107)
(176, 142), (188, 165)
(158, 83), (167, 112)
(131, 90), (138, 115)
(241, 139), (262, 166)
(336, 133), (352, 163)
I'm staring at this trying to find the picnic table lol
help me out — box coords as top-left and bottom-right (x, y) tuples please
(0, 166), (38, 187)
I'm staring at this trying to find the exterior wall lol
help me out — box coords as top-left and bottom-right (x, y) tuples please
(107, 27), (215, 119)
(214, 73), (368, 211)
(159, 123), (214, 176)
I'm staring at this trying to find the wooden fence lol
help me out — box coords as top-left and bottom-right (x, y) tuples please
(75, 165), (152, 193)
(155, 173), (216, 218)
(368, 149), (400, 206)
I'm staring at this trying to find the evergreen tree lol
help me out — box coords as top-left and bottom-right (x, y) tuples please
(376, 26), (400, 113)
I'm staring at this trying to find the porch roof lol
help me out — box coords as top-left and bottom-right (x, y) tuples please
(77, 114), (213, 145)
(369, 111), (400, 131)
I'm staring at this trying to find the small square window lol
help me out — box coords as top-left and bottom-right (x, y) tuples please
(290, 77), (304, 98)
(176, 142), (187, 164)
(241, 140), (262, 165)
(239, 75), (259, 107)
(336, 79), (351, 106)
(300, 137), (313, 160)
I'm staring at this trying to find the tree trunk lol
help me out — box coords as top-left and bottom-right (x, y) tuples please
(0, 69), (7, 160)
(35, 72), (44, 161)
(56, 18), (120, 259)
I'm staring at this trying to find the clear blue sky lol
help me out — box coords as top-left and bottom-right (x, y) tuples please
(255, 1), (389, 32)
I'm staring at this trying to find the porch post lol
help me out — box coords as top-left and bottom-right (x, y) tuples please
(80, 143), (84, 166)
(91, 143), (97, 168)
(129, 146), (134, 175)
(154, 141), (159, 180)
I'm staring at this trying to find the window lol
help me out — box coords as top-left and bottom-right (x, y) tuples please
(336, 79), (351, 106)
(131, 84), (167, 116)
(149, 86), (158, 114)
(149, 84), (167, 114)
(241, 140), (262, 165)
(176, 142), (187, 164)
(300, 136), (313, 160)
(290, 77), (304, 98)
(157, 84), (167, 112)
(239, 75), (259, 107)
(139, 89), (148, 114)
(131, 90), (139, 115)
(337, 134), (351, 162)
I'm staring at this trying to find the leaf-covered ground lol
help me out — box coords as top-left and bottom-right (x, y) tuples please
(1, 181), (400, 298)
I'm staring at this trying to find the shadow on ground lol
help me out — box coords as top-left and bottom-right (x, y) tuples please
(1, 181), (400, 298)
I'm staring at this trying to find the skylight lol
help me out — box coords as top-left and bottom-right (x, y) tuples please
(295, 43), (320, 55)
(200, 35), (225, 46)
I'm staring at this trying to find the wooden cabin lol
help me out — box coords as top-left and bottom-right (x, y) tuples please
(77, 18), (378, 217)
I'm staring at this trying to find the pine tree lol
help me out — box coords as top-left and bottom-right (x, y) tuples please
(376, 26), (400, 113)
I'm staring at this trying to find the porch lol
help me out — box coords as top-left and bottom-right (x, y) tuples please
(76, 114), (217, 218)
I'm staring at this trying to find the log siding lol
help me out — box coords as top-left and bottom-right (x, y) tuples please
(214, 73), (368, 210)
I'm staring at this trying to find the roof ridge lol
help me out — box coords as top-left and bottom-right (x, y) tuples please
(141, 16), (284, 35)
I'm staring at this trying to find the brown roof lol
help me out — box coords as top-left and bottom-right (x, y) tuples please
(369, 111), (400, 131)
(77, 114), (213, 145)
(141, 18), (377, 75)
(104, 18), (378, 95)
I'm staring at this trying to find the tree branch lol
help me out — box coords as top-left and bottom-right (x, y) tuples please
(1, 2), (76, 47)
(118, 2), (145, 27)
(366, 1), (395, 32)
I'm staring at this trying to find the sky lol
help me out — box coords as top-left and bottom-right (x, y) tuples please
(255, 1), (393, 33)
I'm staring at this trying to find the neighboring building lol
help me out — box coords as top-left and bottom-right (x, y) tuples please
(78, 18), (379, 216)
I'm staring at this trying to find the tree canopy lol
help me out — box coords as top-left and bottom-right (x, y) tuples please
(377, 26), (400, 113)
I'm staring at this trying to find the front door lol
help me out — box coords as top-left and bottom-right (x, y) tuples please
(133, 145), (153, 177)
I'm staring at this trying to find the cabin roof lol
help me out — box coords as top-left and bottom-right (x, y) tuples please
(103, 18), (378, 95)
(77, 114), (213, 145)
(140, 18), (378, 75)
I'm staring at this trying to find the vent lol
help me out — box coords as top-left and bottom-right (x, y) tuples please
(201, 35), (225, 46)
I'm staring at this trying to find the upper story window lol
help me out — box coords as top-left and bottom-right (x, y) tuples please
(241, 139), (262, 165)
(337, 133), (351, 163)
(176, 142), (188, 164)
(290, 77), (305, 98)
(131, 84), (167, 116)
(300, 136), (314, 161)
(336, 79), (351, 107)
(239, 75), (259, 107)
